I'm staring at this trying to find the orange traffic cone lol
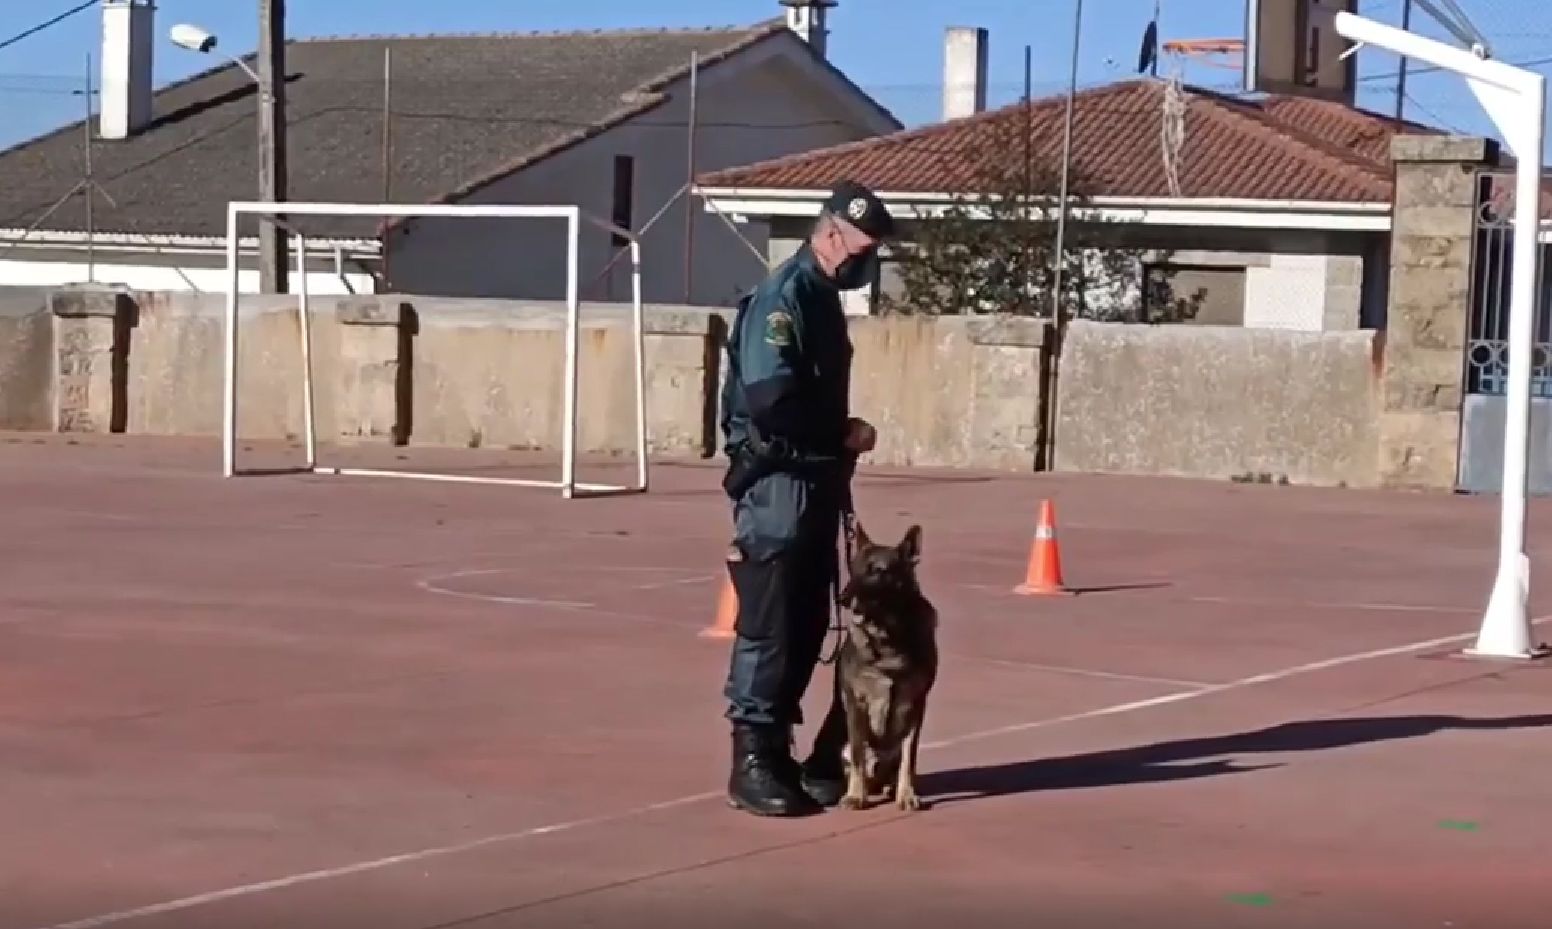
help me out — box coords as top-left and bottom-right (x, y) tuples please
(1014, 499), (1073, 596)
(700, 576), (737, 638)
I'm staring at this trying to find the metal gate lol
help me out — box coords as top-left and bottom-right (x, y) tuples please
(1455, 167), (1552, 494)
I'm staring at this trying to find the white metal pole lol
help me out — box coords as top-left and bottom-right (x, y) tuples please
(294, 233), (318, 470)
(631, 239), (648, 492)
(561, 209), (581, 499)
(1473, 73), (1547, 658)
(224, 206), (241, 477)
(1330, 11), (1548, 658)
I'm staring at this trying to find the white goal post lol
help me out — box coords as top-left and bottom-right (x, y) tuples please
(222, 201), (649, 499)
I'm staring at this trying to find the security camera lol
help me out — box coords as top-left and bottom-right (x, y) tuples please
(169, 24), (218, 54)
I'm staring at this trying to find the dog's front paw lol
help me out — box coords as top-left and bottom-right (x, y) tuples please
(894, 790), (923, 812)
(839, 792), (870, 811)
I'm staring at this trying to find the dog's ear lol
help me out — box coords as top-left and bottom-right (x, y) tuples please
(852, 520), (871, 549)
(899, 524), (922, 564)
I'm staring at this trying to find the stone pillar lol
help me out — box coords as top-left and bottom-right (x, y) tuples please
(1377, 135), (1497, 489)
(335, 297), (411, 444)
(50, 286), (137, 433)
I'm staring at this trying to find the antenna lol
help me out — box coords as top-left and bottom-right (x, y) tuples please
(84, 52), (95, 284)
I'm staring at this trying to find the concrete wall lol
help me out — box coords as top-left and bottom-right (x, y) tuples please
(0, 285), (1050, 472)
(2, 285), (1391, 488)
(846, 315), (1048, 470)
(95, 291), (723, 457)
(119, 290), (342, 441)
(0, 287), (53, 429)
(1054, 320), (1382, 487)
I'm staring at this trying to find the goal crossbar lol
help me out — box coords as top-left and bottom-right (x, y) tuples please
(223, 201), (649, 499)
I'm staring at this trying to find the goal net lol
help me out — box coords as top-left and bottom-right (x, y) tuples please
(221, 201), (648, 499)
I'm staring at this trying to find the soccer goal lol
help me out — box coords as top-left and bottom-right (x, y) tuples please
(221, 201), (648, 499)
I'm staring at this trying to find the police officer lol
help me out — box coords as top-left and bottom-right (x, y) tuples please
(718, 180), (895, 817)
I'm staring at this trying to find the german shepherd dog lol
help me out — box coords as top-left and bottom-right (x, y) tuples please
(834, 522), (939, 811)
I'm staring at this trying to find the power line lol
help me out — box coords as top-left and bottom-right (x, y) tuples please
(1360, 50), (1552, 83)
(0, 0), (97, 53)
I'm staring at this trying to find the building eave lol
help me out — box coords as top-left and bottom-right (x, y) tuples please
(695, 186), (1407, 232)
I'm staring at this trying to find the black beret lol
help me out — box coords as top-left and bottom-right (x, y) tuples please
(821, 179), (895, 240)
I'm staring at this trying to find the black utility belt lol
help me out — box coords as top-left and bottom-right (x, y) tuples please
(722, 444), (847, 500)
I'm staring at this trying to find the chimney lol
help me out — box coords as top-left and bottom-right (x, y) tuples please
(943, 26), (989, 121)
(780, 0), (838, 59)
(100, 0), (156, 140)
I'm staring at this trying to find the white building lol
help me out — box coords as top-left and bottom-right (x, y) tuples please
(0, 0), (899, 305)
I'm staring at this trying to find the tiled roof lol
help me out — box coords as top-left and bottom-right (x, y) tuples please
(0, 22), (805, 241)
(698, 79), (1441, 204)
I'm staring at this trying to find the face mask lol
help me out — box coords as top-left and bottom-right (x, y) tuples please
(830, 247), (878, 291)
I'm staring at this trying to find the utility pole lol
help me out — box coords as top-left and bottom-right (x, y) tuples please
(258, 0), (288, 293)
(1038, 0), (1084, 473)
(1050, 0), (1083, 325)
(1394, 0), (1413, 120)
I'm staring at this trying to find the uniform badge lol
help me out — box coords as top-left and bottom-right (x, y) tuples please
(847, 197), (869, 221)
(764, 310), (794, 347)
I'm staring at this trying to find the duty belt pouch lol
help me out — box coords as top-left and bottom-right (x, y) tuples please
(722, 449), (761, 500)
(722, 430), (796, 501)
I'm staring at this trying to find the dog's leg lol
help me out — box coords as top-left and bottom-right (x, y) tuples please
(894, 700), (927, 812)
(839, 698), (872, 811)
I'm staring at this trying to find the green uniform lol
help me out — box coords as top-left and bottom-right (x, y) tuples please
(717, 179), (895, 818)
(719, 243), (853, 728)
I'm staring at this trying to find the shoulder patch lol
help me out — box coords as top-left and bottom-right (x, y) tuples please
(763, 310), (794, 347)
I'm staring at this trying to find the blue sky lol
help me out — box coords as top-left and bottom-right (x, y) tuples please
(2, 0), (1551, 156)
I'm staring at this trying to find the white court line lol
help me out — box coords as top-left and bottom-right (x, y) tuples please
(32, 792), (723, 929)
(28, 509), (143, 523)
(415, 567), (716, 606)
(413, 568), (715, 631)
(627, 573), (718, 592)
(1187, 595), (1476, 615)
(417, 567), (1195, 685)
(965, 656), (1213, 690)
(414, 569), (594, 610)
(31, 613), (1552, 929)
(959, 583), (1481, 616)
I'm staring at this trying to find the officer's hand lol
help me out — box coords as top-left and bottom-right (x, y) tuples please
(844, 417), (877, 454)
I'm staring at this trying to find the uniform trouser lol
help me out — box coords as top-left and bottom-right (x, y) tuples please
(722, 506), (841, 730)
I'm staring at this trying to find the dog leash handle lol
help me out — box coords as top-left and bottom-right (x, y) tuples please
(821, 452), (861, 666)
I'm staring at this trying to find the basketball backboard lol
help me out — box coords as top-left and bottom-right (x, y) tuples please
(1245, 0), (1358, 104)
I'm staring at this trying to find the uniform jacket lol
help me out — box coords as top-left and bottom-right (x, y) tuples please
(720, 244), (855, 559)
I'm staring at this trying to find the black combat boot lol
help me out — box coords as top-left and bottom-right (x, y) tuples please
(799, 695), (849, 807)
(728, 724), (822, 817)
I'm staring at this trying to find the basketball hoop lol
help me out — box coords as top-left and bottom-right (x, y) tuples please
(1161, 38), (1245, 70)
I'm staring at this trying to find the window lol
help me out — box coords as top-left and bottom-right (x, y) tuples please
(611, 155), (634, 248)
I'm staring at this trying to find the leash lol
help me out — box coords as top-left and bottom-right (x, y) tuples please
(819, 454), (859, 667)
